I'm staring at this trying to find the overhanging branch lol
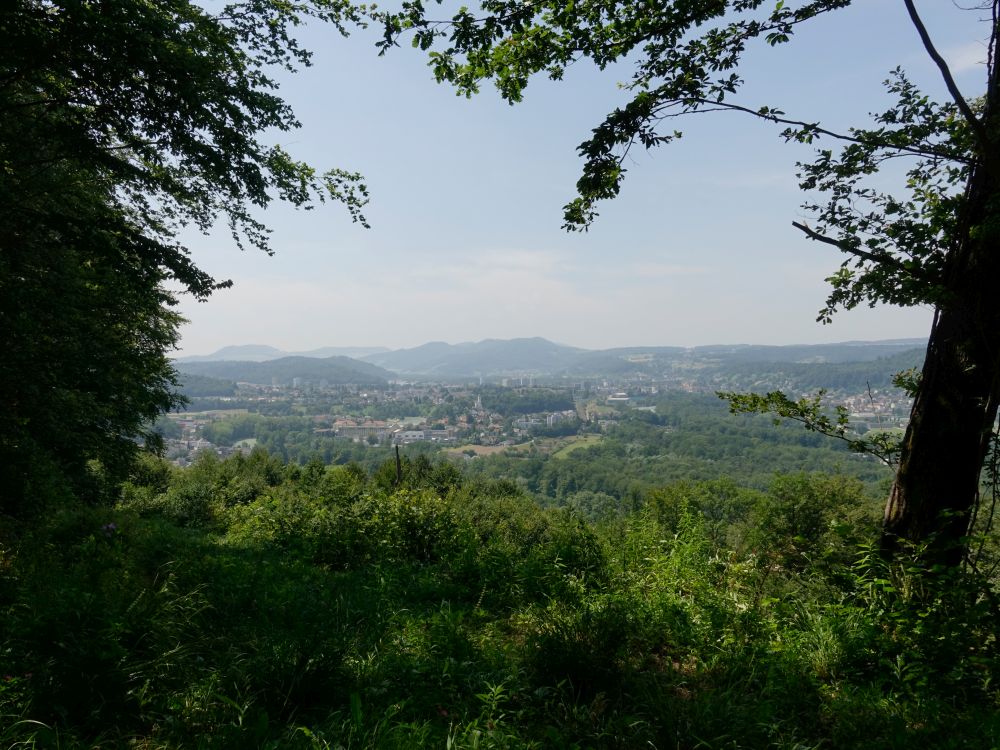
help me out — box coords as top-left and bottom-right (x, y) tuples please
(791, 220), (935, 283)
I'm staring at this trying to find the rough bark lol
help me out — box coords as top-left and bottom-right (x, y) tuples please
(883, 306), (1000, 565)
(883, 143), (1000, 566)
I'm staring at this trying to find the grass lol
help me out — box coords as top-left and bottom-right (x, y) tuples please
(551, 434), (603, 459)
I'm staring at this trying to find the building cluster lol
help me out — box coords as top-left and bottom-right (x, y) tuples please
(839, 390), (910, 432)
(165, 414), (255, 466)
(163, 368), (915, 466)
(315, 418), (461, 444)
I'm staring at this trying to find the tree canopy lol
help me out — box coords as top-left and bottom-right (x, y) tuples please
(0, 0), (368, 511)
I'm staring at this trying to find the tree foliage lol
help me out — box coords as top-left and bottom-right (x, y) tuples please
(721, 389), (903, 465)
(0, 1), (368, 512)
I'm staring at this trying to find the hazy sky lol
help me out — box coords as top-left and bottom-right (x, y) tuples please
(176, 1), (989, 355)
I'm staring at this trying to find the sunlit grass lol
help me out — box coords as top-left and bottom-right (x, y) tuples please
(550, 435), (604, 459)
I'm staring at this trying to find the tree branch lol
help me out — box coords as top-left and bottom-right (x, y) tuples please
(903, 0), (989, 149)
(660, 98), (972, 163)
(791, 220), (935, 282)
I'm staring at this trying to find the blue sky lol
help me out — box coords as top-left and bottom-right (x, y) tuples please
(176, 1), (989, 355)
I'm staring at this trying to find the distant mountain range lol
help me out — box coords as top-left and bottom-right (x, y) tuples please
(361, 337), (927, 377)
(175, 337), (927, 381)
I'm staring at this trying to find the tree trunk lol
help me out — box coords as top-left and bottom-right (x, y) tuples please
(883, 152), (1000, 565)
(883, 306), (1000, 565)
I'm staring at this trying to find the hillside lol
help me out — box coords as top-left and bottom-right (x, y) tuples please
(174, 373), (237, 398)
(174, 338), (928, 380)
(174, 355), (393, 385)
(362, 338), (928, 378)
(178, 345), (390, 362)
(708, 348), (925, 392)
(361, 337), (585, 376)
(687, 339), (925, 364)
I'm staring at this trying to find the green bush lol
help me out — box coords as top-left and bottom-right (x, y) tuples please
(2, 462), (998, 748)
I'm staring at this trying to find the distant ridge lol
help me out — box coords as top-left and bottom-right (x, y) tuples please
(174, 355), (393, 385)
(177, 337), (927, 379)
(360, 337), (926, 376)
(297, 346), (391, 359)
(179, 344), (286, 362)
(683, 339), (925, 364)
(178, 344), (390, 362)
(361, 337), (584, 376)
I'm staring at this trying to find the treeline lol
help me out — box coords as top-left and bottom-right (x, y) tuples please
(188, 391), (892, 514)
(201, 414), (371, 465)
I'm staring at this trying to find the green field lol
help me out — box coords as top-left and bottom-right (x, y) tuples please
(551, 434), (603, 458)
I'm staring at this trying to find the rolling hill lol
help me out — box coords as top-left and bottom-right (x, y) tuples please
(360, 337), (586, 376)
(175, 338), (928, 381)
(174, 356), (393, 385)
(178, 345), (390, 362)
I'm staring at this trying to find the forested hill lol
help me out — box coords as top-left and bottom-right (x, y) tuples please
(709, 348), (925, 392)
(179, 344), (391, 362)
(174, 356), (393, 385)
(176, 338), (927, 380)
(361, 337), (585, 376)
(363, 337), (927, 379)
(175, 373), (237, 398)
(686, 339), (925, 364)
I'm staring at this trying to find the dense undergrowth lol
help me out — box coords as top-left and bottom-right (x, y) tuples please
(1, 450), (998, 748)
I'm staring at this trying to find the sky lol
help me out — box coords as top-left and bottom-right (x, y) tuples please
(175, 0), (991, 356)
